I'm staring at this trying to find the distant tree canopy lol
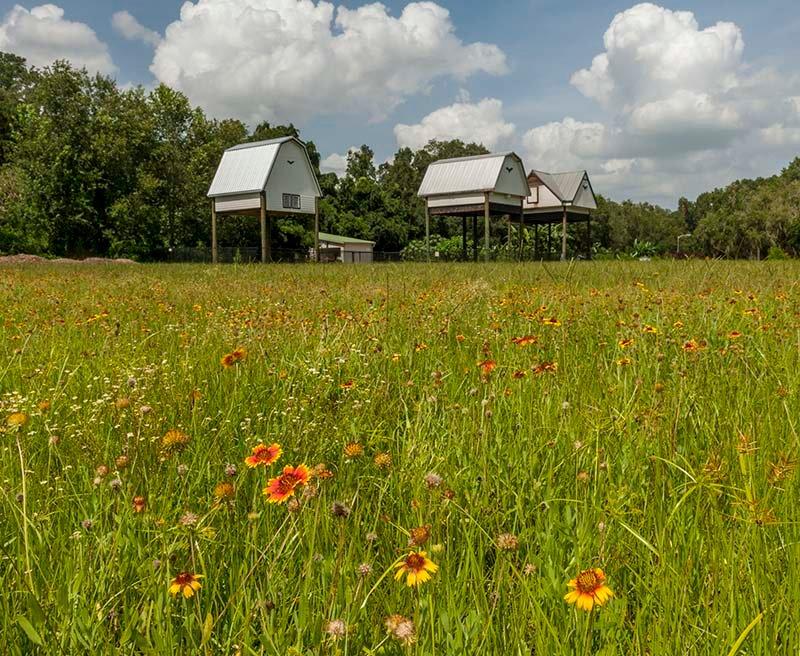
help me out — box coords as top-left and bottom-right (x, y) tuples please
(1, 53), (799, 259)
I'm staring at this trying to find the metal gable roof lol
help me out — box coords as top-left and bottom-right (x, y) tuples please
(318, 232), (375, 245)
(531, 169), (589, 203)
(418, 152), (528, 197)
(550, 171), (587, 202)
(208, 137), (322, 198)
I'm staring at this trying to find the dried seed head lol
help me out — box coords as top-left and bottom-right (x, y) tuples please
(496, 532), (519, 551)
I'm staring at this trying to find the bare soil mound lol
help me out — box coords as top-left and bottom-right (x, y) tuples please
(0, 254), (137, 265)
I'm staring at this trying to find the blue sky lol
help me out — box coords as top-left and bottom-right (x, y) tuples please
(1, 0), (799, 205)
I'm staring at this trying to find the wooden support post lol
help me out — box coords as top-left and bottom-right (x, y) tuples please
(518, 201), (525, 261)
(425, 203), (431, 262)
(211, 199), (218, 264)
(314, 196), (320, 263)
(260, 193), (269, 263)
(483, 193), (490, 263)
(561, 206), (568, 262)
(462, 216), (467, 261)
(586, 214), (592, 261)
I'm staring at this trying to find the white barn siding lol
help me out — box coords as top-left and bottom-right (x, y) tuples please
(489, 192), (522, 208)
(494, 156), (528, 196)
(525, 184), (561, 209)
(215, 193), (261, 214)
(573, 176), (597, 210)
(265, 140), (318, 215)
(428, 194), (485, 208)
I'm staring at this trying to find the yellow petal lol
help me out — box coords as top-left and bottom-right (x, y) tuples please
(406, 572), (417, 587)
(183, 586), (194, 599)
(577, 593), (594, 612)
(169, 583), (181, 596)
(394, 568), (405, 581)
(564, 591), (580, 604)
(567, 579), (577, 589)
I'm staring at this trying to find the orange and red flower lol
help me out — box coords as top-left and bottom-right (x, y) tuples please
(478, 360), (497, 376)
(245, 443), (282, 468)
(564, 567), (613, 611)
(264, 464), (311, 503)
(169, 571), (203, 598)
(512, 335), (538, 347)
(394, 551), (438, 587)
(221, 347), (247, 368)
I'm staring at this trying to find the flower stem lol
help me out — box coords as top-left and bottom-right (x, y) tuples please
(582, 607), (595, 656)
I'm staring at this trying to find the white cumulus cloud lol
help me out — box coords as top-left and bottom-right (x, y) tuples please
(518, 3), (800, 204)
(320, 147), (357, 177)
(394, 98), (515, 150)
(521, 117), (608, 172)
(150, 0), (508, 125)
(570, 2), (744, 109)
(0, 3), (115, 73)
(112, 11), (161, 48)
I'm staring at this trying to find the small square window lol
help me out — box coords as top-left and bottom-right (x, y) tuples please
(282, 194), (301, 210)
(527, 186), (539, 204)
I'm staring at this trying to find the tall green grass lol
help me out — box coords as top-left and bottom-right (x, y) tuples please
(1, 261), (799, 654)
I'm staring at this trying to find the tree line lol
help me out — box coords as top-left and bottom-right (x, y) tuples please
(1, 53), (799, 260)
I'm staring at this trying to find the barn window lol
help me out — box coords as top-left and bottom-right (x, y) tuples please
(527, 186), (539, 204)
(282, 194), (301, 210)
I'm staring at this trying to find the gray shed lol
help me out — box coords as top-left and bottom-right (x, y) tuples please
(418, 152), (530, 261)
(524, 170), (597, 261)
(207, 136), (322, 263)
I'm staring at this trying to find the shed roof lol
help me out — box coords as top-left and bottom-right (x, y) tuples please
(418, 152), (529, 197)
(208, 136), (321, 198)
(318, 232), (375, 246)
(531, 170), (592, 204)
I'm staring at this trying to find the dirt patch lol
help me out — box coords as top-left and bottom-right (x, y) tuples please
(0, 254), (137, 265)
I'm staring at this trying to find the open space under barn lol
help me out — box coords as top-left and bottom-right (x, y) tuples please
(2, 261), (800, 654)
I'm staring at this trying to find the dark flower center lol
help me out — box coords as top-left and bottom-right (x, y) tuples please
(405, 554), (426, 571)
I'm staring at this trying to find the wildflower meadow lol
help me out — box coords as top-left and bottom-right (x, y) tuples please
(2, 261), (800, 654)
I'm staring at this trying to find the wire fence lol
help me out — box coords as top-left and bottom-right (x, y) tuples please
(164, 245), (621, 264)
(166, 246), (405, 264)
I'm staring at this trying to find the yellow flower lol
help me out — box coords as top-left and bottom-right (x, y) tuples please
(564, 568), (613, 611)
(344, 442), (364, 458)
(6, 412), (29, 428)
(394, 551), (438, 587)
(169, 572), (203, 598)
(214, 482), (235, 500)
(161, 429), (191, 457)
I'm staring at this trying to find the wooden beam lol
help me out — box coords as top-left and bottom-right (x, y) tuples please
(211, 199), (218, 264)
(260, 193), (268, 263)
(472, 215), (478, 262)
(586, 213), (592, 261)
(314, 196), (320, 263)
(518, 200), (525, 261)
(561, 206), (568, 262)
(462, 216), (467, 261)
(483, 193), (490, 263)
(425, 203), (431, 262)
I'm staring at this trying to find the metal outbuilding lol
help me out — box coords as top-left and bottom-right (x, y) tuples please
(418, 152), (530, 261)
(207, 137), (322, 263)
(524, 170), (597, 261)
(315, 232), (376, 263)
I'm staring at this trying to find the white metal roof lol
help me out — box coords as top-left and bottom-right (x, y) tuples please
(208, 137), (322, 198)
(418, 152), (529, 197)
(531, 170), (590, 203)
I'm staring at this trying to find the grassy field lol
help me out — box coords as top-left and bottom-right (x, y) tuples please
(2, 261), (800, 655)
